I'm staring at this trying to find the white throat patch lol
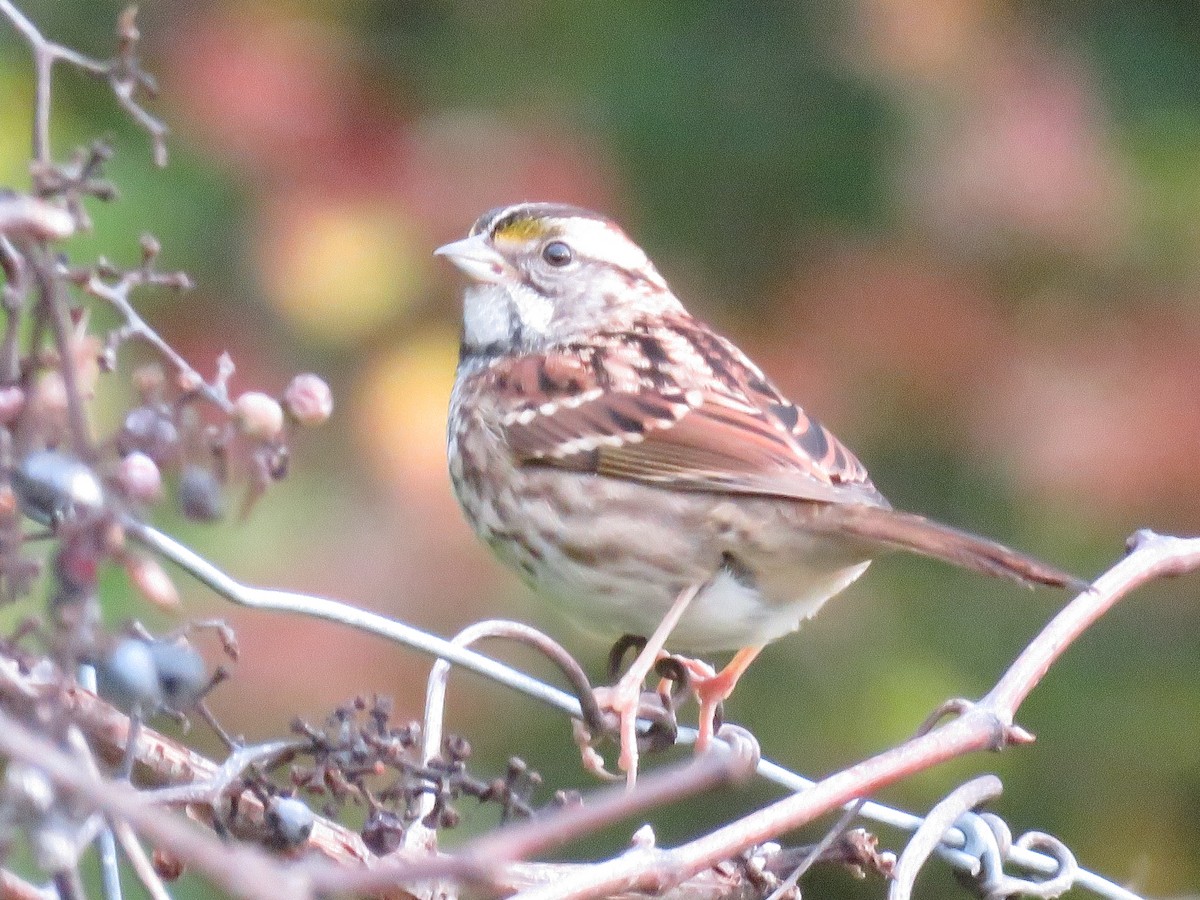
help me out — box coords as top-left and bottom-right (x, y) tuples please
(462, 282), (554, 349)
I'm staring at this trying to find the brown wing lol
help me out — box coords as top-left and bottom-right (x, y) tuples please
(480, 314), (886, 507)
(473, 316), (1082, 590)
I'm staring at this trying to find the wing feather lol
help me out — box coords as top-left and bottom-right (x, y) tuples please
(466, 315), (1080, 590)
(479, 315), (885, 506)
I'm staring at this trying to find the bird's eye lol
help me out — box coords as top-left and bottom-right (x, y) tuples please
(541, 240), (573, 267)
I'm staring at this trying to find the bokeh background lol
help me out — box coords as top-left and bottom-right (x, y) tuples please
(3, 2), (1199, 897)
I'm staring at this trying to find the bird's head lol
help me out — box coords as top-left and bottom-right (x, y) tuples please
(436, 202), (679, 356)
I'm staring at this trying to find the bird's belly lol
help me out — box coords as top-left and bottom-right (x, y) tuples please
(538, 555), (872, 653)
(450, 448), (875, 653)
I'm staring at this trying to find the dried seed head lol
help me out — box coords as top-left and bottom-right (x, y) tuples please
(132, 364), (165, 402)
(139, 232), (161, 262)
(28, 371), (68, 424)
(54, 538), (101, 591)
(119, 406), (180, 465)
(176, 370), (203, 393)
(0, 485), (17, 523)
(361, 809), (405, 855)
(178, 466), (223, 522)
(152, 848), (185, 881)
(444, 735), (471, 761)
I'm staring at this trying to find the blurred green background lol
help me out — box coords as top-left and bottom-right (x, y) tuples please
(3, 1), (1200, 897)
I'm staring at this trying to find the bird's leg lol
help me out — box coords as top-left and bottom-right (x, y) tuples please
(594, 581), (704, 787)
(674, 644), (765, 751)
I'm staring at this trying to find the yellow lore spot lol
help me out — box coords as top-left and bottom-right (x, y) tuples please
(493, 217), (549, 244)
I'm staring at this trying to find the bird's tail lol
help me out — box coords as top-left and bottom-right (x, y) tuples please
(812, 504), (1086, 591)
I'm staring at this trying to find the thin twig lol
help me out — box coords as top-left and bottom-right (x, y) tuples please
(0, 1), (165, 167)
(107, 8), (169, 167)
(765, 798), (865, 900)
(0, 867), (55, 900)
(0, 0), (102, 164)
(109, 821), (172, 900)
(74, 668), (124, 900)
(0, 235), (26, 383)
(0, 654), (378, 870)
(28, 244), (93, 455)
(142, 740), (300, 807)
(303, 733), (760, 897)
(983, 529), (1196, 715)
(78, 264), (229, 412)
(0, 705), (305, 900)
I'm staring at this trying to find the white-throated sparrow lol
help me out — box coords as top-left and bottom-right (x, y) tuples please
(438, 202), (1078, 779)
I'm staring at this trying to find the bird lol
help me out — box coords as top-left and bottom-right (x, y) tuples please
(436, 202), (1080, 782)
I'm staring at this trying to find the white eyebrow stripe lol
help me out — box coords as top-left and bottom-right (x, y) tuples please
(559, 218), (653, 273)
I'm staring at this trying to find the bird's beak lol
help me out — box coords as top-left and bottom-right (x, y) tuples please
(434, 234), (510, 284)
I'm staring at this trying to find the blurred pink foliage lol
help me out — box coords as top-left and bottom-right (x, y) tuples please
(854, 0), (1132, 256)
(910, 45), (1131, 256)
(988, 309), (1200, 522)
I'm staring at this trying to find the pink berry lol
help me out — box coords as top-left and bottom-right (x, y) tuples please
(283, 373), (333, 427)
(117, 452), (163, 503)
(125, 555), (180, 610)
(0, 385), (25, 425)
(234, 391), (285, 440)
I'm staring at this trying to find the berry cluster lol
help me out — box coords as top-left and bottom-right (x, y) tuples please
(283, 696), (553, 854)
(2, 206), (332, 663)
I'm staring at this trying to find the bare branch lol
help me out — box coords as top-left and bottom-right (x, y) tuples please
(0, 1), (166, 167)
(140, 740), (301, 808)
(0, 654), (377, 870)
(983, 529), (1200, 716)
(110, 820), (171, 900)
(71, 254), (233, 412)
(28, 244), (93, 455)
(128, 518), (1188, 900)
(302, 734), (759, 897)
(0, 234), (28, 383)
(765, 799), (866, 900)
(0, 867), (55, 900)
(107, 7), (169, 167)
(0, 706), (304, 900)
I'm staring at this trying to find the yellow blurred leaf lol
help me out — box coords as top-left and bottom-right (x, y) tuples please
(261, 198), (428, 342)
(0, 63), (33, 186)
(353, 327), (458, 490)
